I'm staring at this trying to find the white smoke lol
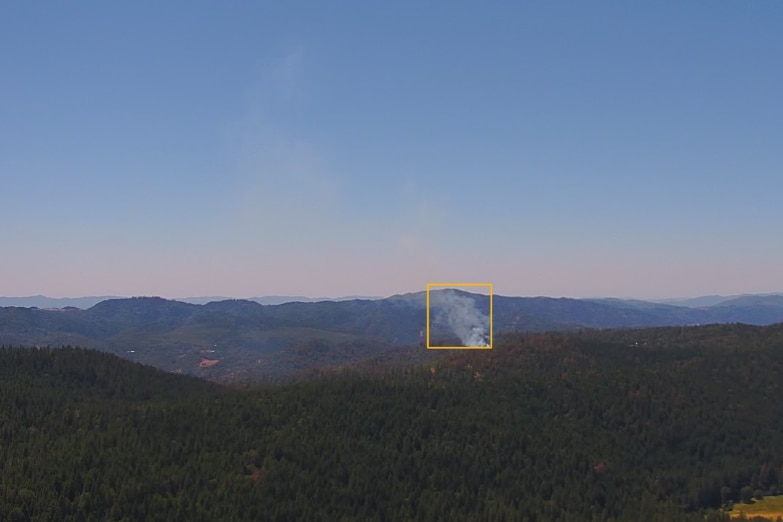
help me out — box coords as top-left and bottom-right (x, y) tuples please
(431, 290), (490, 347)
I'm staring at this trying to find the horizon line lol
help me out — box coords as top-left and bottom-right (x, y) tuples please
(2, 290), (783, 302)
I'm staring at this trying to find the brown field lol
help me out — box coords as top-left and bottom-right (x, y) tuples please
(729, 496), (783, 521)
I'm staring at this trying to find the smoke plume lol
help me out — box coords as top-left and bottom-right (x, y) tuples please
(430, 290), (490, 346)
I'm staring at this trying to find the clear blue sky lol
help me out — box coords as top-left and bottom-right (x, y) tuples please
(1, 1), (781, 299)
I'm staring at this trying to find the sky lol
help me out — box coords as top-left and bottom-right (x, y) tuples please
(1, 1), (781, 300)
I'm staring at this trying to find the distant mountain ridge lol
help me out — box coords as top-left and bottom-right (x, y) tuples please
(649, 293), (783, 308)
(4, 292), (781, 310)
(2, 291), (783, 382)
(0, 294), (384, 309)
(0, 295), (122, 309)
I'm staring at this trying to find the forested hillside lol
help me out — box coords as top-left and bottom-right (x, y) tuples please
(3, 293), (783, 381)
(3, 324), (783, 520)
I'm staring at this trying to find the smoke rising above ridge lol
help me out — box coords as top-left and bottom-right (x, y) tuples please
(430, 290), (490, 346)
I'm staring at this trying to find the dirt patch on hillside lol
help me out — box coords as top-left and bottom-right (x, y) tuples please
(198, 358), (220, 368)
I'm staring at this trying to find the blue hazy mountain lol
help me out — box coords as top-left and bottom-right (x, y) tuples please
(0, 295), (383, 309)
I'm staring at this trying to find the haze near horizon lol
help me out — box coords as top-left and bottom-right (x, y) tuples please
(2, 2), (781, 299)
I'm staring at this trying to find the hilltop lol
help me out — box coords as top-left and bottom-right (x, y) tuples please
(2, 292), (783, 381)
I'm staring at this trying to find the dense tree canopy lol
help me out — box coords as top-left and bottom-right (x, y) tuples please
(2, 323), (783, 520)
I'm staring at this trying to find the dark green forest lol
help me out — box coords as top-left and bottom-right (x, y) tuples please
(3, 323), (783, 521)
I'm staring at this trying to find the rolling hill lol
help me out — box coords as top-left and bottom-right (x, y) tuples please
(1, 291), (783, 381)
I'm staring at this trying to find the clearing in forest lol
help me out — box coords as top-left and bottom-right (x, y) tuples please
(729, 495), (783, 520)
